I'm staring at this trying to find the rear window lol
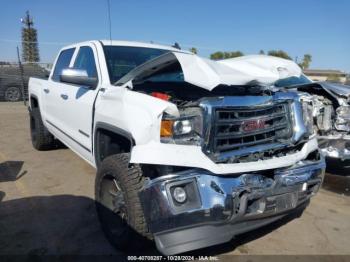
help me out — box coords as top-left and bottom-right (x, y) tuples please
(51, 48), (75, 81)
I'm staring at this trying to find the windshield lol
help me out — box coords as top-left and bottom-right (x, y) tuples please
(103, 46), (168, 83)
(274, 74), (312, 88)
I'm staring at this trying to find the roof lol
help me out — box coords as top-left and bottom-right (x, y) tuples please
(61, 40), (191, 54)
(304, 69), (348, 76)
(100, 40), (190, 52)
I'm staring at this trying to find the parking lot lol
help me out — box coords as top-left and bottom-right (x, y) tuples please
(0, 102), (350, 258)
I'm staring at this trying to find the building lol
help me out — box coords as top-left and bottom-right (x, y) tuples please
(304, 69), (348, 84)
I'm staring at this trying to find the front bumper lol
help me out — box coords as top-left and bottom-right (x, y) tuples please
(319, 135), (350, 160)
(131, 138), (319, 175)
(139, 159), (325, 255)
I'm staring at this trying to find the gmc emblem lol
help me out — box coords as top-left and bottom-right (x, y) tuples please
(241, 119), (266, 132)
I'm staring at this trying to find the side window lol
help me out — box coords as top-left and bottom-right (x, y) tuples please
(51, 48), (75, 81)
(73, 46), (98, 78)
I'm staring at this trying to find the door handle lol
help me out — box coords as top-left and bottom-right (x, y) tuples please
(60, 94), (68, 100)
(43, 88), (50, 94)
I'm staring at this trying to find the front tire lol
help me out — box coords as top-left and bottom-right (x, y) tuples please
(30, 108), (55, 150)
(95, 154), (152, 252)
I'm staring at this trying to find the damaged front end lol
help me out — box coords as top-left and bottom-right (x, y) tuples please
(296, 82), (350, 160)
(140, 158), (325, 255)
(111, 52), (326, 254)
(136, 88), (325, 255)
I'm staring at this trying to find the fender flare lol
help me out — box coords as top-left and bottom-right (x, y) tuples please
(94, 122), (135, 167)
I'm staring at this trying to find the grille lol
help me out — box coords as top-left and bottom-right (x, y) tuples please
(211, 103), (292, 153)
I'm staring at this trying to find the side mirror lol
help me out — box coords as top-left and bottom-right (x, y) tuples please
(60, 68), (97, 88)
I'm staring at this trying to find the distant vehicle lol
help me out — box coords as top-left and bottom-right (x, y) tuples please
(28, 40), (325, 255)
(0, 63), (49, 102)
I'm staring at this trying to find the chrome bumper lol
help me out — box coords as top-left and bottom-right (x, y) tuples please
(139, 159), (325, 255)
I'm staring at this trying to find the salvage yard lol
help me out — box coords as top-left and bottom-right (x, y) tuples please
(0, 102), (350, 258)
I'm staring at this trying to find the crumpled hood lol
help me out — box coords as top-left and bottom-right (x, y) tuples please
(315, 81), (350, 98)
(116, 52), (302, 91)
(295, 81), (350, 100)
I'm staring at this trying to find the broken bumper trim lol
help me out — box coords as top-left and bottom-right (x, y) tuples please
(139, 159), (325, 255)
(319, 135), (350, 160)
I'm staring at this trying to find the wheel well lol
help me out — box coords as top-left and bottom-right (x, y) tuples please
(95, 128), (134, 167)
(30, 96), (39, 108)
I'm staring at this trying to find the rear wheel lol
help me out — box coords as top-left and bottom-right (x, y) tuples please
(95, 154), (152, 252)
(30, 108), (55, 150)
(4, 86), (21, 102)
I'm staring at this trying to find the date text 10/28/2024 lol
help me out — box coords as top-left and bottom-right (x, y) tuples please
(127, 256), (219, 261)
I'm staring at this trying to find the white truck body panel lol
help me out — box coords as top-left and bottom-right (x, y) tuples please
(130, 138), (318, 174)
(29, 40), (312, 173)
(173, 53), (302, 90)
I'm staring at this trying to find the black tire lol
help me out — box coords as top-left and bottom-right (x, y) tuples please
(95, 154), (152, 252)
(4, 86), (22, 102)
(326, 157), (350, 176)
(30, 108), (55, 150)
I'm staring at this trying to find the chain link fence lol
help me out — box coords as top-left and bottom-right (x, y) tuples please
(0, 39), (59, 104)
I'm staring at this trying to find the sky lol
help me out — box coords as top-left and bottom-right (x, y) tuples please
(0, 0), (349, 72)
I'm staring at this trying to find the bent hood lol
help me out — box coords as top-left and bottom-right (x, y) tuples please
(315, 81), (350, 98)
(115, 52), (302, 91)
(295, 81), (350, 104)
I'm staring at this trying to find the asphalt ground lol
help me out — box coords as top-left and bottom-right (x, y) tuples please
(0, 102), (349, 260)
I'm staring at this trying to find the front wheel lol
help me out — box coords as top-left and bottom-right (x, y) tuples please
(95, 154), (152, 252)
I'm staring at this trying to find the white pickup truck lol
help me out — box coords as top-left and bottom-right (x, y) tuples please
(29, 40), (325, 255)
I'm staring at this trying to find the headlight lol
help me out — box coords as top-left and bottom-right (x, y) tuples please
(160, 107), (203, 145)
(160, 118), (194, 137)
(173, 119), (193, 135)
(302, 100), (315, 135)
(336, 106), (350, 119)
(335, 106), (350, 131)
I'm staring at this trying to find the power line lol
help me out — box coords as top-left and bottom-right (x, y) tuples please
(0, 39), (70, 45)
(0, 38), (221, 51)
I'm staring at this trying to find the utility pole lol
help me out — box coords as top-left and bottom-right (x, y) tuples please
(21, 11), (40, 62)
(21, 11), (33, 29)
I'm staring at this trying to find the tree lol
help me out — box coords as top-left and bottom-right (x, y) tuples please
(259, 50), (265, 55)
(189, 47), (198, 54)
(210, 51), (244, 60)
(210, 52), (224, 60)
(267, 50), (292, 60)
(298, 54), (312, 69)
(21, 11), (40, 62)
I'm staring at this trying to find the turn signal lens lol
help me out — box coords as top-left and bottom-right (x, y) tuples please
(160, 120), (174, 137)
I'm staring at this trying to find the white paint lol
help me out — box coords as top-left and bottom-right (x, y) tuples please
(130, 138), (318, 175)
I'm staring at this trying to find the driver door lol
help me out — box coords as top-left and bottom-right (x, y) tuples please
(56, 44), (101, 162)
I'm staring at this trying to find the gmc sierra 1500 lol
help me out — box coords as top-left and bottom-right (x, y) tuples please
(28, 40), (325, 255)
